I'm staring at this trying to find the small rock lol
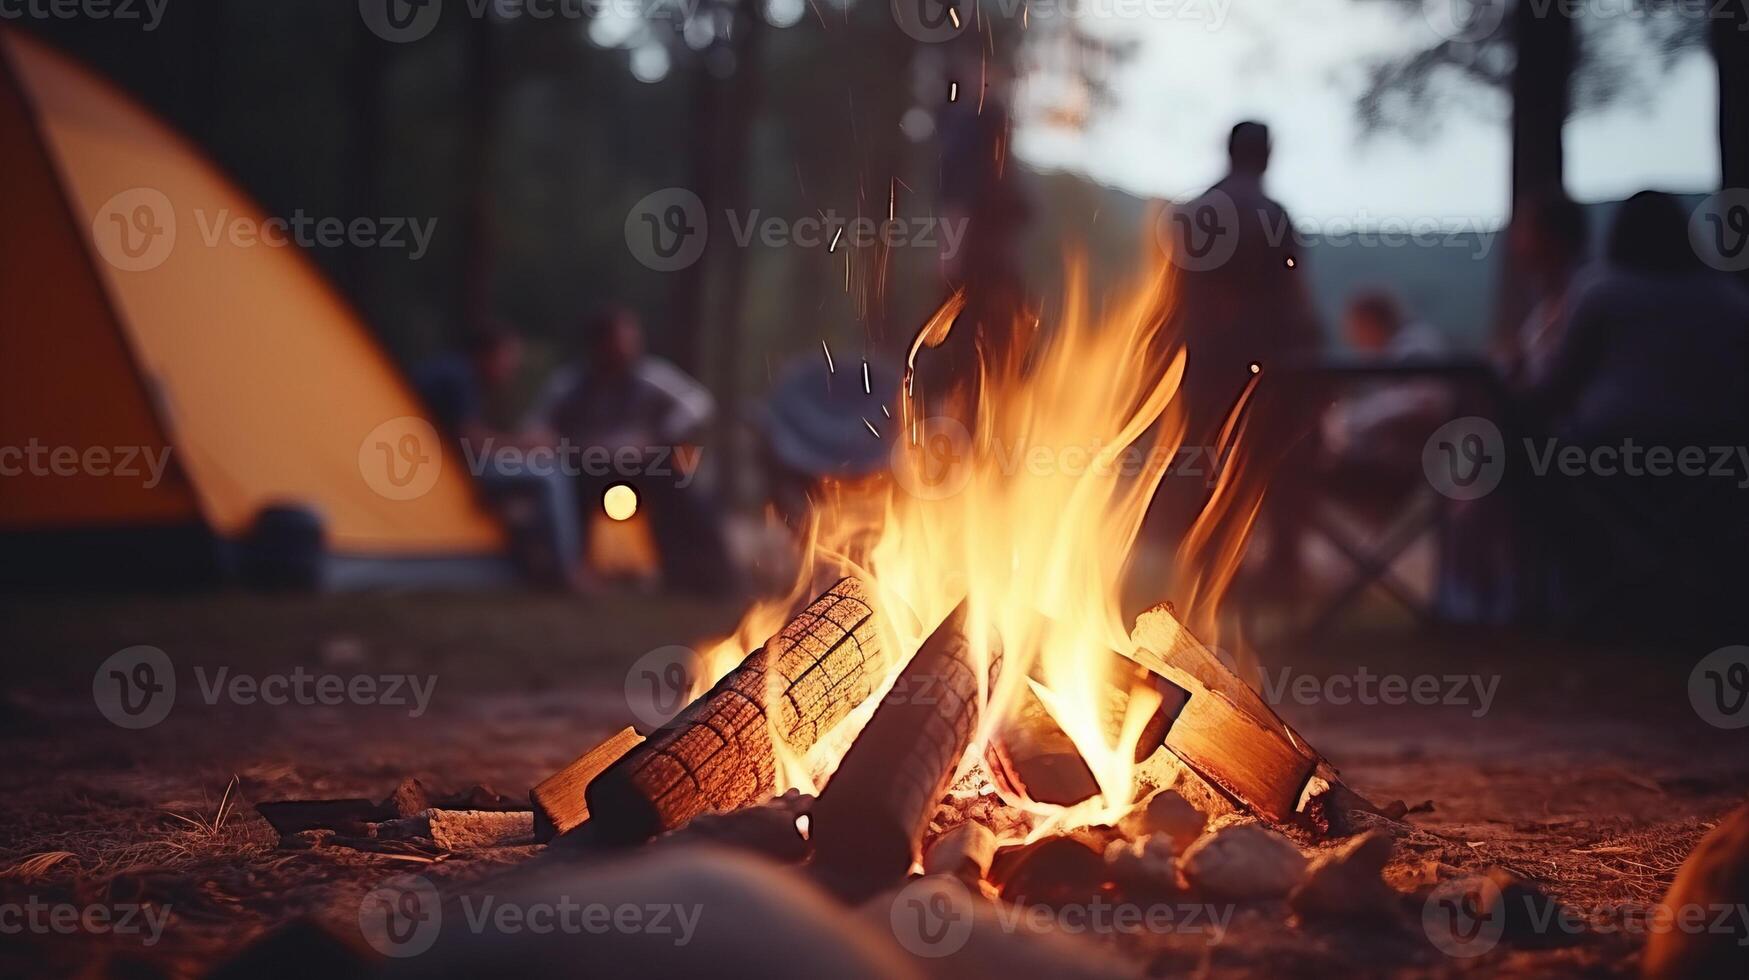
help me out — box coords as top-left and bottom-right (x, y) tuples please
(924, 823), (997, 884)
(1289, 830), (1396, 921)
(281, 829), (334, 850)
(1644, 804), (1749, 980)
(991, 836), (1108, 907)
(1178, 821), (1308, 901)
(383, 778), (432, 819)
(1104, 834), (1178, 897)
(1120, 790), (1206, 846)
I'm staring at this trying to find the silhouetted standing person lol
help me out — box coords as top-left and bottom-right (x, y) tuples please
(1164, 121), (1323, 592)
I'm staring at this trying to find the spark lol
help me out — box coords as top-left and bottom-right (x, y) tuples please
(829, 225), (843, 252)
(949, 81), (959, 102)
(949, 6), (960, 27)
(862, 417), (881, 438)
(881, 405), (891, 418)
(1285, 256), (1297, 268)
(862, 360), (872, 394)
(821, 340), (836, 373)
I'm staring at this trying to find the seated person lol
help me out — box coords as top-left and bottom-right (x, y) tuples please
(413, 322), (579, 588)
(1319, 289), (1452, 505)
(528, 308), (733, 594)
(1522, 190), (1749, 629)
(1531, 191), (1749, 443)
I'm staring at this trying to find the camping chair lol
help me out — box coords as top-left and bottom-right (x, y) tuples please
(1288, 358), (1503, 638)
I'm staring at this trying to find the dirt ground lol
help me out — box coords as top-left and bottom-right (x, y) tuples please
(1, 590), (1745, 978)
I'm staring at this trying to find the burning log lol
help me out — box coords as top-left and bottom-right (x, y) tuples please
(811, 602), (995, 900)
(985, 655), (1183, 807)
(1127, 605), (1322, 824)
(530, 726), (645, 842)
(585, 578), (885, 844)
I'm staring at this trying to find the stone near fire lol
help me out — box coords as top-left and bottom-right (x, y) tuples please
(1178, 821), (1309, 901)
(990, 836), (1109, 907)
(1120, 789), (1207, 848)
(862, 876), (1141, 980)
(1643, 803), (1749, 980)
(924, 822), (998, 884)
(1104, 833), (1179, 898)
(1288, 830), (1396, 922)
(395, 845), (915, 980)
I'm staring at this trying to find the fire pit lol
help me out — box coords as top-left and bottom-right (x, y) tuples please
(532, 266), (1378, 909)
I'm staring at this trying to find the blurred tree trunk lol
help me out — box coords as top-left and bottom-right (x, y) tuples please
(1714, 5), (1749, 284)
(345, 36), (385, 306)
(675, 53), (720, 378)
(1491, 1), (1576, 353)
(462, 16), (503, 333)
(712, 7), (768, 476)
(681, 5), (769, 502)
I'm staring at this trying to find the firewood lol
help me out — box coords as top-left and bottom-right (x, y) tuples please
(1127, 605), (1320, 824)
(530, 726), (644, 842)
(985, 652), (1185, 807)
(585, 578), (886, 844)
(255, 799), (389, 837)
(924, 822), (998, 884)
(812, 602), (994, 900)
(984, 682), (1099, 806)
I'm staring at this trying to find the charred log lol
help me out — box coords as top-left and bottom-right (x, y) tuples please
(585, 578), (885, 844)
(811, 602), (994, 901)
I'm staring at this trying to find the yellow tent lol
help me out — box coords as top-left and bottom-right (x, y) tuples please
(0, 29), (509, 588)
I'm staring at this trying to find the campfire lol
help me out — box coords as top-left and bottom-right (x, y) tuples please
(535, 255), (1375, 900)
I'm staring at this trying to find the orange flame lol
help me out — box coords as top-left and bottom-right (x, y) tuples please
(694, 240), (1267, 826)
